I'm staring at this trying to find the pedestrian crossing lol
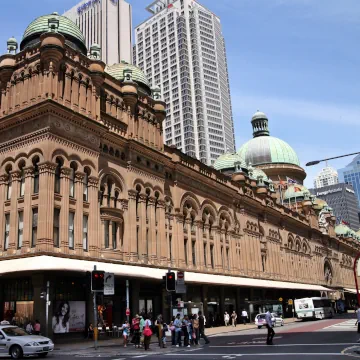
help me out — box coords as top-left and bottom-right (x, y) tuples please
(322, 319), (357, 331)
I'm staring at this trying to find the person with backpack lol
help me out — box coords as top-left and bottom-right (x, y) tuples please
(174, 313), (183, 347)
(143, 316), (153, 351)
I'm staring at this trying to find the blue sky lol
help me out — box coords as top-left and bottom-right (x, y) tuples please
(0, 0), (359, 187)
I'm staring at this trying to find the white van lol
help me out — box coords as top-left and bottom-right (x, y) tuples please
(294, 297), (333, 320)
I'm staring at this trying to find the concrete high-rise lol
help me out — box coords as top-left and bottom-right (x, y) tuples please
(133, 0), (236, 165)
(339, 154), (360, 208)
(64, 0), (132, 64)
(313, 165), (339, 189)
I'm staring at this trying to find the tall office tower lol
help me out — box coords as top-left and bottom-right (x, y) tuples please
(339, 154), (360, 208)
(313, 165), (339, 189)
(64, 0), (132, 64)
(133, 0), (236, 165)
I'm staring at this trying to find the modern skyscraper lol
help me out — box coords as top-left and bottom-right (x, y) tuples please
(64, 0), (133, 64)
(313, 165), (339, 189)
(339, 154), (360, 208)
(309, 183), (360, 231)
(133, 0), (236, 165)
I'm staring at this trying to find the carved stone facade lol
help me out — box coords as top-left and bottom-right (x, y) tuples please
(0, 15), (358, 334)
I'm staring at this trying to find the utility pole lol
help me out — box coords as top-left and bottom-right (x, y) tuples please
(126, 280), (130, 322)
(93, 265), (98, 350)
(45, 281), (50, 338)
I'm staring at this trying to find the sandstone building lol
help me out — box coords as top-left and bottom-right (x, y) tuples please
(0, 13), (358, 337)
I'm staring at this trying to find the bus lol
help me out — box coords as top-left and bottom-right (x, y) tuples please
(294, 297), (334, 320)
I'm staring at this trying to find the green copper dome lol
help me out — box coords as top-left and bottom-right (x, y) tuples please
(213, 152), (246, 171)
(238, 111), (300, 167)
(20, 13), (87, 54)
(105, 61), (151, 95)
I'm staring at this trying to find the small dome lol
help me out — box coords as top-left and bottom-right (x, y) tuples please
(105, 61), (151, 95)
(213, 153), (246, 171)
(335, 224), (351, 237)
(284, 184), (309, 201)
(21, 13), (86, 54)
(252, 110), (268, 121)
(312, 198), (328, 211)
(7, 37), (17, 44)
(248, 166), (268, 182)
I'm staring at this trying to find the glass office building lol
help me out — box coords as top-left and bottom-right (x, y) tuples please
(338, 155), (360, 209)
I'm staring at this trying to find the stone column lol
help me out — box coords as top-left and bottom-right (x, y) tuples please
(148, 197), (157, 263)
(130, 280), (140, 317)
(37, 162), (56, 252)
(22, 167), (34, 250)
(124, 190), (138, 261)
(174, 214), (185, 268)
(60, 167), (71, 254)
(157, 200), (167, 265)
(196, 221), (203, 269)
(8, 170), (21, 252)
(0, 174), (8, 251)
(74, 171), (85, 255)
(88, 176), (100, 258)
(202, 285), (209, 317)
(139, 194), (147, 262)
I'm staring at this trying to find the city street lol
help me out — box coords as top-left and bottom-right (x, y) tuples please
(28, 315), (360, 360)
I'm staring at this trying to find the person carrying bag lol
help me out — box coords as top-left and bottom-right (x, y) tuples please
(143, 317), (153, 351)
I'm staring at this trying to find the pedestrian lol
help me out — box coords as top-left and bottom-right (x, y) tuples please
(25, 321), (33, 334)
(174, 313), (182, 347)
(241, 309), (248, 325)
(155, 314), (163, 348)
(139, 315), (145, 348)
(198, 311), (210, 344)
(169, 317), (176, 346)
(143, 316), (153, 351)
(131, 315), (141, 348)
(122, 320), (129, 347)
(356, 306), (360, 333)
(192, 314), (199, 345)
(209, 312), (214, 328)
(34, 320), (41, 335)
(265, 310), (275, 345)
(162, 323), (168, 348)
(87, 323), (94, 339)
(231, 311), (237, 327)
(182, 315), (190, 347)
(224, 312), (230, 326)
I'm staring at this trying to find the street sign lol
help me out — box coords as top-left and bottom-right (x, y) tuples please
(177, 271), (185, 285)
(104, 272), (115, 295)
(278, 297), (283, 302)
(126, 308), (130, 316)
(288, 299), (293, 305)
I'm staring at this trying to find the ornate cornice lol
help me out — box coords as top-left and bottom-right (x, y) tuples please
(75, 171), (86, 182)
(38, 161), (57, 174)
(24, 166), (35, 177)
(60, 167), (72, 178)
(88, 176), (99, 188)
(10, 170), (22, 182)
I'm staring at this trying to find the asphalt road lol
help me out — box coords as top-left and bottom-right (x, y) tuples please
(7, 315), (360, 359)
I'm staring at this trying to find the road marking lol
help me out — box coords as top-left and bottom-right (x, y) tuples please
(251, 336), (282, 340)
(211, 342), (358, 347)
(322, 319), (357, 331)
(342, 345), (360, 358)
(133, 356), (148, 358)
(164, 353), (341, 356)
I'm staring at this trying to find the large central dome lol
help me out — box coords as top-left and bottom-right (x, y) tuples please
(238, 111), (300, 166)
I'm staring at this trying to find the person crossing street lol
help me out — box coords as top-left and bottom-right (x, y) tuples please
(265, 310), (275, 345)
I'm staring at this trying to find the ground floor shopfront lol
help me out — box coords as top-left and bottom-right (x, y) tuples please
(0, 256), (354, 338)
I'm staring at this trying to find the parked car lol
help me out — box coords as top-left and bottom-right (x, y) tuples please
(255, 313), (284, 329)
(0, 325), (54, 359)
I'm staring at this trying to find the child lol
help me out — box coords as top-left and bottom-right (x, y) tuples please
(162, 323), (168, 348)
(122, 321), (129, 347)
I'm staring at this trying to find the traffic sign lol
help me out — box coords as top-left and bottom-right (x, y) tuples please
(288, 299), (293, 305)
(177, 271), (185, 285)
(126, 308), (130, 316)
(104, 272), (115, 295)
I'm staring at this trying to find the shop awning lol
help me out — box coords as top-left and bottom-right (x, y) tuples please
(344, 288), (360, 294)
(0, 255), (332, 292)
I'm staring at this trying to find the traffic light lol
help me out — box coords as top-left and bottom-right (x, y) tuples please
(166, 272), (176, 292)
(91, 270), (105, 292)
(40, 291), (46, 299)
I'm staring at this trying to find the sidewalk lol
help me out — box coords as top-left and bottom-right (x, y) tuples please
(54, 317), (299, 353)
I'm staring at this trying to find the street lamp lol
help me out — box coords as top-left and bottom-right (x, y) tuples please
(306, 151), (360, 305)
(305, 152), (360, 167)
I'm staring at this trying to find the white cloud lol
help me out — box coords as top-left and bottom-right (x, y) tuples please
(231, 93), (360, 126)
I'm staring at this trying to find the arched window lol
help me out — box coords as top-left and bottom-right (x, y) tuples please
(54, 157), (63, 194)
(154, 191), (160, 223)
(114, 190), (119, 208)
(83, 167), (91, 201)
(5, 165), (12, 200)
(145, 188), (151, 220)
(32, 156), (40, 194)
(69, 162), (77, 198)
(136, 185), (141, 218)
(19, 161), (25, 197)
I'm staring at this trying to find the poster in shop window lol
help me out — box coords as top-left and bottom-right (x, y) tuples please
(52, 301), (86, 333)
